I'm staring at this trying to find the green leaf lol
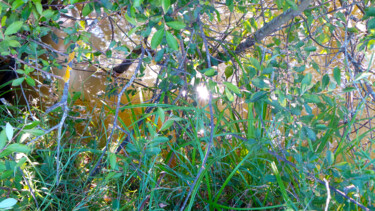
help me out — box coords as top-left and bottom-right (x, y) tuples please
(244, 20), (251, 32)
(354, 72), (371, 82)
(262, 67), (274, 74)
(364, 7), (375, 18)
(316, 124), (327, 130)
(16, 69), (24, 74)
(82, 4), (92, 16)
(326, 150), (334, 166)
(150, 136), (169, 146)
(4, 21), (23, 36)
(8, 40), (21, 47)
(367, 18), (375, 31)
(128, 26), (141, 36)
(322, 74), (330, 88)
(1, 16), (6, 27)
(347, 27), (358, 33)
(114, 46), (129, 53)
(226, 0), (233, 7)
(145, 146), (161, 156)
(157, 107), (165, 123)
(203, 67), (217, 77)
(124, 13), (137, 25)
(225, 87), (234, 101)
(271, 162), (295, 209)
(0, 198), (17, 209)
(166, 31), (178, 51)
(162, 0), (170, 12)
(0, 143), (30, 158)
(301, 73), (312, 86)
(295, 41), (304, 48)
(249, 57), (261, 70)
(100, 0), (112, 9)
(304, 103), (312, 114)
(224, 66), (233, 78)
(226, 0), (234, 11)
(133, 0), (143, 8)
(26, 76), (35, 86)
(293, 65), (306, 72)
(6, 143), (30, 153)
(303, 94), (320, 103)
(160, 119), (174, 131)
(15, 156), (27, 167)
(151, 28), (164, 49)
(304, 46), (317, 52)
(109, 153), (117, 170)
(250, 18), (258, 30)
(249, 91), (267, 102)
(0, 129), (6, 149)
(12, 77), (24, 86)
(223, 82), (240, 94)
(154, 48), (165, 62)
(35, 2), (43, 15)
(342, 86), (356, 92)
(333, 67), (341, 85)
(304, 126), (316, 141)
(252, 78), (269, 89)
(11, 0), (24, 10)
(286, 0), (298, 10)
(166, 21), (186, 30)
(104, 172), (116, 182)
(23, 129), (44, 136)
(162, 117), (183, 131)
(5, 123), (13, 141)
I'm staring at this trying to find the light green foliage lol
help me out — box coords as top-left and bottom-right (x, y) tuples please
(0, 0), (374, 210)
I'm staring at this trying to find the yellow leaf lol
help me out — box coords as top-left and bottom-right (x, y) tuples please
(79, 20), (85, 30)
(63, 66), (71, 82)
(86, 52), (94, 60)
(68, 52), (75, 63)
(77, 40), (84, 47)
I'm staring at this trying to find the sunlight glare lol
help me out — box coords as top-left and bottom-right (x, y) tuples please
(196, 85), (209, 100)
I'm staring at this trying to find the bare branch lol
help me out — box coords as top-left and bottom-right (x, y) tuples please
(234, 0), (312, 54)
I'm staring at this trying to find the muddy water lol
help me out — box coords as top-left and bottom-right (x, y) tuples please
(36, 11), (152, 147)
(306, 6), (375, 148)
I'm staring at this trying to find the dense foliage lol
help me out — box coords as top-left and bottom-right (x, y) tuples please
(0, 0), (375, 209)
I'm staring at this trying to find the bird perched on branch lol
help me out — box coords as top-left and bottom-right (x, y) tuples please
(112, 48), (143, 75)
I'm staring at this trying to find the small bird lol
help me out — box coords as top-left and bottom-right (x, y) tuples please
(112, 59), (132, 75)
(112, 48), (144, 75)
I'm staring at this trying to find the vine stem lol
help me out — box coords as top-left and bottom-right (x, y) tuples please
(180, 14), (215, 211)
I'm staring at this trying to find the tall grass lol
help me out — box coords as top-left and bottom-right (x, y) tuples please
(0, 77), (374, 210)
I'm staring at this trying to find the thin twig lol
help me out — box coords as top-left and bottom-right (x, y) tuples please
(86, 46), (145, 182)
(180, 14), (215, 211)
(10, 55), (63, 81)
(9, 155), (39, 209)
(324, 178), (331, 211)
(54, 81), (70, 186)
